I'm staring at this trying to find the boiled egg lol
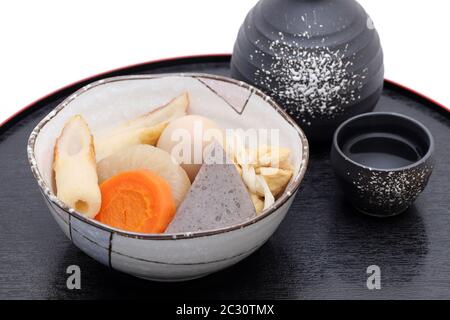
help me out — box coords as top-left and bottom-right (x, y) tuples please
(157, 115), (223, 181)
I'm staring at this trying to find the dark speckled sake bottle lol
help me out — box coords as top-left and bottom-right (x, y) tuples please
(231, 0), (384, 143)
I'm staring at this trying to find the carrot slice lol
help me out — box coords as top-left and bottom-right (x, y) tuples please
(95, 169), (176, 233)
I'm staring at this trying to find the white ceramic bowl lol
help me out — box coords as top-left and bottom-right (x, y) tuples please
(27, 73), (309, 281)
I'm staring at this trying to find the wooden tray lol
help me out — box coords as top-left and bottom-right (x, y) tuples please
(1, 55), (449, 299)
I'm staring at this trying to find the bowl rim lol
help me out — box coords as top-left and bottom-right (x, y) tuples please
(332, 111), (435, 172)
(27, 72), (309, 240)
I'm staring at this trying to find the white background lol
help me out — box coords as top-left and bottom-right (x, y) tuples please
(1, 0), (449, 124)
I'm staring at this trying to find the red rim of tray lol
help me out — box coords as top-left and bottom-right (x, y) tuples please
(1, 54), (448, 131)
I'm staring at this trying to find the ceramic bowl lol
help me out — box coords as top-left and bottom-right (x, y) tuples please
(330, 112), (434, 217)
(231, 0), (384, 143)
(27, 73), (309, 281)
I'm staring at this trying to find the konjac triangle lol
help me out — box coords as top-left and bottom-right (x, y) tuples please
(166, 141), (256, 233)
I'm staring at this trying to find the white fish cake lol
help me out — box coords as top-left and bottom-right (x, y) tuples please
(94, 92), (189, 161)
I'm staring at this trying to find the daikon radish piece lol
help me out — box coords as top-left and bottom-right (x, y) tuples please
(97, 145), (191, 207)
(95, 92), (189, 161)
(53, 115), (101, 218)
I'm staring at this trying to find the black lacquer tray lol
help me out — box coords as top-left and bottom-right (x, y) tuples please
(1, 55), (449, 299)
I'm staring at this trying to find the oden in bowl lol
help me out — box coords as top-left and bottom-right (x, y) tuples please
(27, 74), (309, 281)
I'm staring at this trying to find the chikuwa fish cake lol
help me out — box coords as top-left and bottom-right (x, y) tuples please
(53, 115), (101, 218)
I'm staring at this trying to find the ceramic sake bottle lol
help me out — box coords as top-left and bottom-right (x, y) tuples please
(231, 0), (384, 143)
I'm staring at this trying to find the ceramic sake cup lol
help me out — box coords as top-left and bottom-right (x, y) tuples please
(27, 73), (309, 281)
(330, 112), (434, 217)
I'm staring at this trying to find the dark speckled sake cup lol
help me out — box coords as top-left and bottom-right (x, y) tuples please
(331, 112), (434, 217)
